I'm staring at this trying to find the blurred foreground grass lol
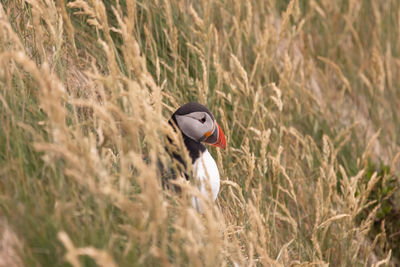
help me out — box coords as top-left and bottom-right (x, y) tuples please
(0, 0), (399, 266)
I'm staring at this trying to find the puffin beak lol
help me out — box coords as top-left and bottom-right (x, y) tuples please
(204, 122), (226, 149)
(213, 123), (226, 149)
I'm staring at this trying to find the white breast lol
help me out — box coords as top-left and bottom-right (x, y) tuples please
(191, 150), (220, 213)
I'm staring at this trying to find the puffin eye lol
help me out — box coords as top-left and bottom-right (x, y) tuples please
(199, 116), (206, 124)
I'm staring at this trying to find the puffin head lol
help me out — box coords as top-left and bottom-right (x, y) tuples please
(170, 102), (226, 149)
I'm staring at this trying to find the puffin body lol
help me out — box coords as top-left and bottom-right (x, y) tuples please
(168, 102), (226, 212)
(192, 150), (220, 211)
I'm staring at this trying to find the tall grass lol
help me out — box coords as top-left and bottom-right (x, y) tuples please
(0, 0), (399, 266)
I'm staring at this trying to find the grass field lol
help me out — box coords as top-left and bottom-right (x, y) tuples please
(0, 0), (399, 266)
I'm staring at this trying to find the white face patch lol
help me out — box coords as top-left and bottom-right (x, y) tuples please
(175, 112), (214, 141)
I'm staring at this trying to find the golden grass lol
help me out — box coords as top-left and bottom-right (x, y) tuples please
(0, 0), (399, 266)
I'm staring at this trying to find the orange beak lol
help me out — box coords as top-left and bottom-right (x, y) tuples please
(210, 122), (226, 149)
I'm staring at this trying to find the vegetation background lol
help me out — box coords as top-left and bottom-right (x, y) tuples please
(0, 0), (399, 266)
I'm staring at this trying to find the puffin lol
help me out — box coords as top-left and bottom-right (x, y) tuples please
(167, 102), (226, 212)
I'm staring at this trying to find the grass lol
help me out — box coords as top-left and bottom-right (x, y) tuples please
(0, 0), (399, 266)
